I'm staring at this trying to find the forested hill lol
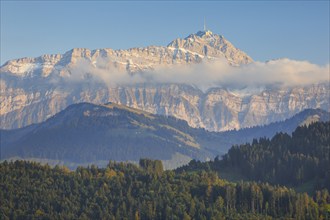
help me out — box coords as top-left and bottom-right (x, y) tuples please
(178, 121), (330, 193)
(1, 160), (330, 219)
(1, 102), (218, 169)
(1, 102), (327, 170)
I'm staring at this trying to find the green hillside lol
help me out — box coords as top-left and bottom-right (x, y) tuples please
(1, 102), (215, 169)
(1, 160), (329, 219)
(178, 121), (330, 194)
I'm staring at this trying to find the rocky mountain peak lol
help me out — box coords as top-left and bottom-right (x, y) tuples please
(167, 30), (253, 65)
(1, 30), (254, 79)
(61, 48), (92, 65)
(5, 30), (328, 132)
(195, 30), (214, 37)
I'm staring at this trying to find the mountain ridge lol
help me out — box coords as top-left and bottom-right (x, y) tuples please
(1, 30), (252, 77)
(1, 102), (328, 169)
(1, 102), (215, 169)
(0, 31), (328, 131)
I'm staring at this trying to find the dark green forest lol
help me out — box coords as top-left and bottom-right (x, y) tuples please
(1, 121), (329, 219)
(179, 121), (330, 194)
(1, 159), (330, 219)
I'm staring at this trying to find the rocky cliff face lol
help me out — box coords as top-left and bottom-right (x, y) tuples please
(167, 30), (253, 65)
(1, 78), (328, 131)
(1, 30), (252, 77)
(1, 31), (328, 131)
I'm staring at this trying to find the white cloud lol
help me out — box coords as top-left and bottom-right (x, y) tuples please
(64, 57), (329, 90)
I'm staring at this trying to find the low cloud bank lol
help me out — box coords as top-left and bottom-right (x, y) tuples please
(66, 57), (329, 90)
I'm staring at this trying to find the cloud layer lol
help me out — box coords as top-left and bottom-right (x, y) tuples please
(65, 57), (329, 90)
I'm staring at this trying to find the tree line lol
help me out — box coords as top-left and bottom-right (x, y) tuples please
(1, 159), (329, 219)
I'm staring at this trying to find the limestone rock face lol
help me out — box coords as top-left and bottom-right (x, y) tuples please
(167, 30), (253, 65)
(1, 31), (328, 131)
(1, 77), (328, 131)
(1, 31), (252, 77)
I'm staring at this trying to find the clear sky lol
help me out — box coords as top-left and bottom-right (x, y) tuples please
(1, 1), (329, 65)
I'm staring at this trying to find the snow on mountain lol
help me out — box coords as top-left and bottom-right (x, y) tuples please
(0, 30), (328, 131)
(167, 30), (253, 65)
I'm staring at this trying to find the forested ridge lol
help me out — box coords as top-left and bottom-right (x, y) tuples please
(3, 103), (327, 170)
(1, 159), (330, 219)
(0, 102), (211, 166)
(179, 121), (330, 194)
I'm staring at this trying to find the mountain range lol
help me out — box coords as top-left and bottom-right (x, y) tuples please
(1, 101), (328, 169)
(0, 30), (328, 131)
(1, 102), (214, 169)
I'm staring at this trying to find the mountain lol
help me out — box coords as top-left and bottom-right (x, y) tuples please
(0, 102), (218, 169)
(219, 108), (330, 144)
(0, 30), (252, 77)
(1, 102), (328, 169)
(0, 30), (328, 131)
(167, 30), (253, 65)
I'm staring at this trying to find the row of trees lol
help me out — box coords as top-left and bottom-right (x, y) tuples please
(1, 159), (329, 219)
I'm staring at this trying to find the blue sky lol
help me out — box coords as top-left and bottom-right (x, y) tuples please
(1, 1), (329, 65)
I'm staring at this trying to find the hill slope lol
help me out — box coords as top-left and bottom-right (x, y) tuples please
(2, 160), (329, 219)
(178, 121), (330, 193)
(1, 102), (216, 169)
(218, 108), (330, 144)
(1, 104), (329, 169)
